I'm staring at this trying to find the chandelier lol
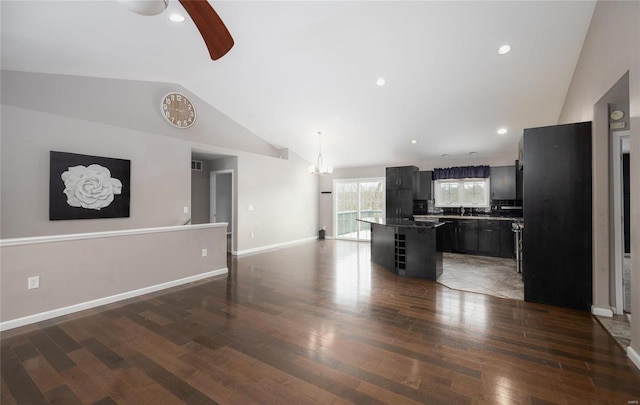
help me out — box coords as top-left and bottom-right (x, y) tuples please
(308, 131), (333, 175)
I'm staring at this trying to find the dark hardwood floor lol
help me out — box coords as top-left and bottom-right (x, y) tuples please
(2, 240), (639, 404)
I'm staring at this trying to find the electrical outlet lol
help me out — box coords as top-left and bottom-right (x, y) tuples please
(202, 249), (207, 257)
(250, 232), (255, 239)
(183, 206), (189, 214)
(28, 276), (40, 290)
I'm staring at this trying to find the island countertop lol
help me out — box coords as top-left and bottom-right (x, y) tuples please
(357, 218), (445, 228)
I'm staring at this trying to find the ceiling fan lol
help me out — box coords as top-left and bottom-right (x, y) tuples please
(118, 0), (234, 60)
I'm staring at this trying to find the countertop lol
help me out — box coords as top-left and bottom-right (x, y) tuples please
(414, 214), (523, 222)
(357, 218), (445, 229)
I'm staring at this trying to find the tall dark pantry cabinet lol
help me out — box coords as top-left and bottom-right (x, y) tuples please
(522, 122), (592, 311)
(386, 166), (418, 220)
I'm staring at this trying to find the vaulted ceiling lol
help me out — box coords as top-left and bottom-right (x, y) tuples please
(1, 1), (596, 169)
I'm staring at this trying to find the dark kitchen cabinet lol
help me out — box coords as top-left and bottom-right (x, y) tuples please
(416, 171), (433, 200)
(522, 121), (592, 311)
(516, 162), (523, 200)
(437, 217), (516, 257)
(386, 166), (418, 192)
(386, 166), (418, 220)
(478, 220), (501, 255)
(456, 219), (479, 253)
(490, 165), (516, 200)
(500, 221), (515, 259)
(437, 219), (455, 252)
(386, 189), (413, 220)
(371, 224), (395, 272)
(403, 227), (442, 280)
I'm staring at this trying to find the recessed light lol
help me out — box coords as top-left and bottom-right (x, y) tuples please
(497, 128), (508, 135)
(441, 154), (450, 158)
(376, 77), (386, 86)
(469, 152), (478, 156)
(410, 139), (418, 144)
(497, 44), (512, 55)
(169, 13), (185, 23)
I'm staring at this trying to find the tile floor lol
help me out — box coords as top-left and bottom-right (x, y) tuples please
(437, 252), (524, 300)
(594, 255), (632, 351)
(624, 255), (631, 312)
(595, 314), (631, 350)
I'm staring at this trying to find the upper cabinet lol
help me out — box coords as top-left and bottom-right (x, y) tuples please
(490, 165), (516, 200)
(416, 171), (433, 200)
(386, 166), (418, 193)
(516, 162), (523, 200)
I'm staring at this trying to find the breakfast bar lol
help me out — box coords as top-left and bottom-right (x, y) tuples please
(358, 218), (444, 280)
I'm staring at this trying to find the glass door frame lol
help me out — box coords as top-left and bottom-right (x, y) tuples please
(333, 177), (385, 241)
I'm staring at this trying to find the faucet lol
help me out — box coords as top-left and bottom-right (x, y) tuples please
(460, 206), (465, 216)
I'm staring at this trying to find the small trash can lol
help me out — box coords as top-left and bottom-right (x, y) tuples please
(319, 229), (325, 240)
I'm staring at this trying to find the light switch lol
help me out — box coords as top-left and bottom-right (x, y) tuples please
(183, 206), (189, 214)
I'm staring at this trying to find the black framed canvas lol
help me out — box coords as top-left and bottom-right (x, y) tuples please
(49, 151), (130, 220)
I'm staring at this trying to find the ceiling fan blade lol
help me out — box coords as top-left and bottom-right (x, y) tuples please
(178, 0), (234, 60)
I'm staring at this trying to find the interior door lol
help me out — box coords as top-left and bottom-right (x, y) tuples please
(612, 131), (631, 314)
(210, 171), (232, 233)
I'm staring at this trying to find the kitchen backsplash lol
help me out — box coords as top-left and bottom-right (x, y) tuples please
(413, 199), (522, 217)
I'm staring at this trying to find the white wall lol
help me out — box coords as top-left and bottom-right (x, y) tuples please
(236, 152), (318, 254)
(1, 70), (319, 252)
(1, 105), (192, 237)
(0, 224), (228, 329)
(1, 71), (282, 159)
(557, 0), (640, 365)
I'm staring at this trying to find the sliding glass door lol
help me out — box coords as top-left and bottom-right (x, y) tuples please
(335, 178), (385, 241)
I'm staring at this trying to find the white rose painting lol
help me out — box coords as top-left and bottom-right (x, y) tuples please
(50, 151), (130, 220)
(61, 165), (122, 210)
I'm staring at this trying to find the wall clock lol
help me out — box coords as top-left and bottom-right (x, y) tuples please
(161, 92), (196, 128)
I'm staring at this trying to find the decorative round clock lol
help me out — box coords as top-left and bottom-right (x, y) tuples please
(161, 92), (196, 128)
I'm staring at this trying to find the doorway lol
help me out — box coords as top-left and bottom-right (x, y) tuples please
(612, 130), (631, 315)
(210, 170), (234, 253)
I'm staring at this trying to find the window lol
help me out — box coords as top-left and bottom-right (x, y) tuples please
(335, 178), (385, 241)
(434, 178), (490, 208)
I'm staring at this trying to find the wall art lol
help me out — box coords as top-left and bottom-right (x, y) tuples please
(49, 151), (130, 220)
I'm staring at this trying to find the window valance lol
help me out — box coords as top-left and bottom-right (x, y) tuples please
(433, 165), (490, 180)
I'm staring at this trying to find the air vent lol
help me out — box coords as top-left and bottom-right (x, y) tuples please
(191, 160), (203, 171)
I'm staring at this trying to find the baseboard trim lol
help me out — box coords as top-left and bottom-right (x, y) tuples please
(0, 268), (228, 332)
(591, 306), (614, 317)
(628, 346), (640, 371)
(234, 236), (318, 256)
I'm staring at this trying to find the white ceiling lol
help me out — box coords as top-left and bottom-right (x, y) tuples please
(1, 0), (596, 169)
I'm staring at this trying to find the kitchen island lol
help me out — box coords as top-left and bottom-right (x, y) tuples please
(358, 218), (444, 280)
